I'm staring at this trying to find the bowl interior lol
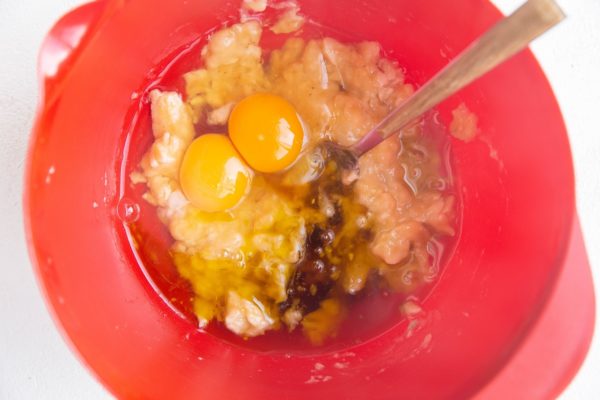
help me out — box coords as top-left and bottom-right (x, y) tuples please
(24, 0), (574, 398)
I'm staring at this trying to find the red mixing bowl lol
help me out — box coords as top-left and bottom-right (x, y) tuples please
(24, 0), (590, 398)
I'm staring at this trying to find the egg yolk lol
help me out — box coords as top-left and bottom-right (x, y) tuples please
(229, 93), (304, 173)
(180, 134), (252, 212)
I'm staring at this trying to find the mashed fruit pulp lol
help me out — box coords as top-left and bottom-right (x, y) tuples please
(132, 16), (455, 345)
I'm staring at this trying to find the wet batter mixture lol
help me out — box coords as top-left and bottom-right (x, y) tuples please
(131, 3), (456, 345)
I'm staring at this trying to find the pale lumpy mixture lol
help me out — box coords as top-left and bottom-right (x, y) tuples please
(133, 17), (455, 343)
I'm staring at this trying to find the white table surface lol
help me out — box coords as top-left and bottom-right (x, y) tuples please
(1, 0), (598, 398)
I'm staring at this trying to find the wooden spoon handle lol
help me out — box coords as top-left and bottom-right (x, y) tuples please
(352, 0), (565, 156)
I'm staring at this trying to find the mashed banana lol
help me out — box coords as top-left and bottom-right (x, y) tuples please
(135, 19), (455, 343)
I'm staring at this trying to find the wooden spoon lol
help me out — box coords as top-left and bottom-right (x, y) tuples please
(284, 0), (565, 185)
